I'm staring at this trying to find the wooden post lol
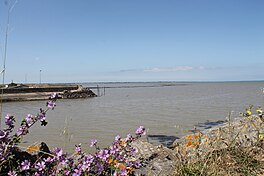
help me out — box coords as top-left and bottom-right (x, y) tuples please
(97, 85), (100, 97)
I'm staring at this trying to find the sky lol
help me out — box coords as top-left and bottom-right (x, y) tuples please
(0, 0), (263, 83)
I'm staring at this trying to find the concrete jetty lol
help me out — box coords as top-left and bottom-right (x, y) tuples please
(0, 83), (97, 102)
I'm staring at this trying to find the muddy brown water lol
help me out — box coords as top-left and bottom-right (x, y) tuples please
(2, 82), (264, 152)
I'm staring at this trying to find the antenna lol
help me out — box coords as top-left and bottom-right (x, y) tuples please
(0, 0), (18, 128)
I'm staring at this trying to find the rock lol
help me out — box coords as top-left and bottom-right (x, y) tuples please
(172, 115), (264, 163)
(132, 140), (178, 176)
(63, 86), (97, 99)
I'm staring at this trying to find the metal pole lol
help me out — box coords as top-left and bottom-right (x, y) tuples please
(0, 0), (18, 128)
(97, 85), (100, 97)
(25, 73), (27, 84)
(1, 2), (11, 128)
(39, 70), (42, 84)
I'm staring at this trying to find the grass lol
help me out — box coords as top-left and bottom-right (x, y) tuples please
(175, 146), (264, 176)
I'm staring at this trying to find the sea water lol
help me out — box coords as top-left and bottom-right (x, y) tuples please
(2, 82), (264, 152)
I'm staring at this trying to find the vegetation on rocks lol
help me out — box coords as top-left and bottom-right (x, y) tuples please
(173, 105), (264, 176)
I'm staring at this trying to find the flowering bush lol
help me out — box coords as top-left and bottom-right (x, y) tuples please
(0, 94), (145, 176)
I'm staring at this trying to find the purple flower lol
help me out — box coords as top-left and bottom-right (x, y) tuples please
(5, 114), (15, 127)
(73, 165), (82, 176)
(95, 163), (104, 174)
(75, 144), (82, 154)
(16, 125), (28, 136)
(54, 147), (63, 158)
(127, 162), (134, 167)
(21, 160), (30, 170)
(115, 135), (121, 141)
(129, 147), (138, 154)
(134, 160), (141, 168)
(90, 139), (97, 147)
(16, 128), (23, 136)
(38, 109), (46, 121)
(96, 149), (110, 161)
(116, 154), (125, 162)
(25, 114), (33, 126)
(82, 159), (92, 172)
(8, 171), (17, 176)
(35, 161), (45, 172)
(120, 168), (128, 176)
(59, 158), (69, 167)
(125, 134), (132, 142)
(113, 135), (121, 145)
(135, 126), (145, 136)
(64, 171), (70, 176)
(47, 100), (56, 109)
(84, 154), (94, 165)
(109, 145), (119, 155)
(44, 157), (53, 163)
(0, 130), (6, 139)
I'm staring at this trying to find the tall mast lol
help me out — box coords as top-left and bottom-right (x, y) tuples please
(0, 0), (18, 128)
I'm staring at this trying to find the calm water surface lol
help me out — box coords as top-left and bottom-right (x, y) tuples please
(2, 82), (264, 152)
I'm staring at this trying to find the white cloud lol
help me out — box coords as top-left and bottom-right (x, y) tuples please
(198, 66), (205, 70)
(144, 66), (194, 72)
(117, 66), (205, 74)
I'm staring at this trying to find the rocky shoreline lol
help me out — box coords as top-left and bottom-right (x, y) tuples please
(133, 110), (264, 175)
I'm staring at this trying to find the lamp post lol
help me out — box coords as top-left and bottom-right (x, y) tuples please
(39, 69), (42, 84)
(25, 73), (27, 84)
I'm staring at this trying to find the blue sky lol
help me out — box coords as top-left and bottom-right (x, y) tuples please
(0, 0), (263, 83)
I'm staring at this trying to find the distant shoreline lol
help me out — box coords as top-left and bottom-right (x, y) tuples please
(12, 80), (264, 85)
